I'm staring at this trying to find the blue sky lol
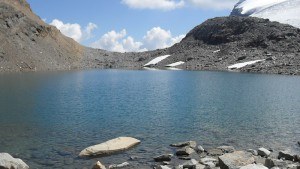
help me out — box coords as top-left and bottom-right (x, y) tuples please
(27, 0), (238, 52)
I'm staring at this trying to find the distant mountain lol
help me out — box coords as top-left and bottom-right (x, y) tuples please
(1, 0), (300, 75)
(231, 0), (300, 28)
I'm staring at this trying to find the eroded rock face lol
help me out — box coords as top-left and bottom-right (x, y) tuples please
(218, 151), (255, 169)
(0, 153), (29, 169)
(79, 137), (141, 157)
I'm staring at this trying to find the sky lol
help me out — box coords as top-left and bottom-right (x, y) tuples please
(27, 0), (239, 52)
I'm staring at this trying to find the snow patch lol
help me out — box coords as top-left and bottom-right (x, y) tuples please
(143, 55), (170, 67)
(228, 59), (265, 69)
(165, 61), (185, 67)
(232, 0), (300, 28)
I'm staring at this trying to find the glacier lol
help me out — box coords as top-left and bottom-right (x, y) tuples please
(231, 0), (300, 28)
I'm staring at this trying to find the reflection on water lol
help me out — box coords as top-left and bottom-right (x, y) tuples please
(0, 70), (299, 168)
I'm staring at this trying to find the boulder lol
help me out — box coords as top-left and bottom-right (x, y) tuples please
(218, 151), (255, 169)
(176, 147), (195, 156)
(182, 159), (199, 169)
(79, 137), (141, 157)
(170, 141), (197, 148)
(200, 157), (218, 166)
(207, 148), (224, 156)
(265, 158), (291, 168)
(217, 146), (235, 153)
(0, 153), (29, 169)
(92, 161), (106, 169)
(154, 154), (173, 162)
(196, 145), (205, 153)
(247, 149), (258, 156)
(240, 164), (268, 169)
(278, 151), (295, 161)
(257, 148), (271, 157)
(108, 162), (129, 168)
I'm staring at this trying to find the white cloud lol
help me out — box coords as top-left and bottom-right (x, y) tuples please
(142, 27), (185, 50)
(90, 29), (146, 53)
(84, 23), (98, 39)
(188, 0), (237, 10)
(50, 19), (97, 42)
(121, 0), (185, 10)
(90, 27), (185, 52)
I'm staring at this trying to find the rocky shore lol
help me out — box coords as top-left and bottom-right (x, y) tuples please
(2, 140), (299, 169)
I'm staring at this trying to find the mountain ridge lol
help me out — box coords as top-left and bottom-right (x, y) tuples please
(1, 0), (300, 75)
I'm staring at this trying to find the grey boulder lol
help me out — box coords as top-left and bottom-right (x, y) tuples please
(0, 153), (29, 169)
(218, 151), (255, 169)
(257, 148), (271, 157)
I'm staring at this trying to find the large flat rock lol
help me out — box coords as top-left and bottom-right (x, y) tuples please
(0, 153), (29, 169)
(219, 151), (255, 169)
(79, 137), (141, 157)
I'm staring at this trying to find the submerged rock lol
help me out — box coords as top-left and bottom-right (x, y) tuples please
(0, 153), (29, 169)
(79, 137), (140, 157)
(218, 151), (255, 169)
(154, 154), (173, 162)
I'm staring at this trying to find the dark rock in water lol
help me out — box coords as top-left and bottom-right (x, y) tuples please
(218, 151), (255, 169)
(176, 147), (195, 156)
(170, 141), (197, 148)
(0, 153), (29, 169)
(278, 151), (295, 161)
(294, 155), (300, 162)
(154, 154), (173, 162)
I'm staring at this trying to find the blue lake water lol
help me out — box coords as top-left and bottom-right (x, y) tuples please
(0, 70), (299, 168)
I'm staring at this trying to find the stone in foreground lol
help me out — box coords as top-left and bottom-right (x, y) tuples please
(0, 153), (29, 169)
(79, 137), (140, 157)
(257, 148), (271, 157)
(92, 161), (106, 169)
(218, 151), (255, 169)
(240, 164), (268, 169)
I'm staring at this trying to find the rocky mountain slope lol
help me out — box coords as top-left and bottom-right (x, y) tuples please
(231, 0), (300, 28)
(1, 0), (300, 75)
